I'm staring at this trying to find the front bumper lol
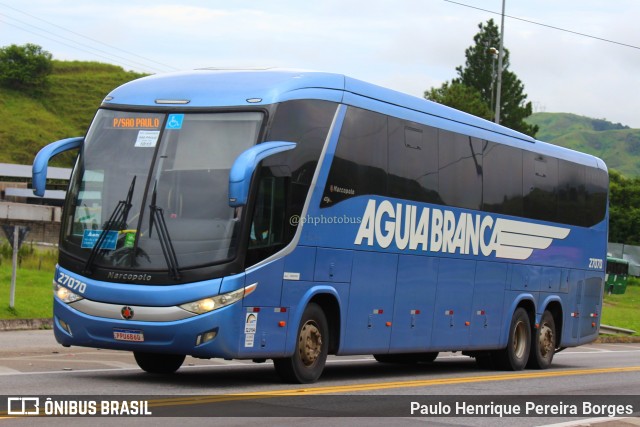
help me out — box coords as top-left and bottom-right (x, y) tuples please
(53, 296), (242, 359)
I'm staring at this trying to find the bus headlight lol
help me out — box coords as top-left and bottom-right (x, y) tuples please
(54, 283), (84, 303)
(179, 282), (257, 315)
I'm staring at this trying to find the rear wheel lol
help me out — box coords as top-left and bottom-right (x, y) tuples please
(133, 352), (185, 374)
(273, 303), (328, 384)
(527, 310), (556, 369)
(494, 307), (531, 371)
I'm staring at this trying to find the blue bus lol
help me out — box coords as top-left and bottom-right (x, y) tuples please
(33, 69), (608, 383)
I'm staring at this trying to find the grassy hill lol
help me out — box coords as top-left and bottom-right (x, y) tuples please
(1, 62), (640, 176)
(0, 61), (144, 167)
(527, 113), (640, 177)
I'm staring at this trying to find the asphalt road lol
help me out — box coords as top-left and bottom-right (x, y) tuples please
(0, 330), (639, 426)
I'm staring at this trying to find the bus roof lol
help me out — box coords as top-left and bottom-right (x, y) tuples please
(104, 68), (606, 171)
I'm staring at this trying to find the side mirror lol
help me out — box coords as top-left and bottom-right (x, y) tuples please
(32, 137), (83, 197)
(228, 141), (296, 207)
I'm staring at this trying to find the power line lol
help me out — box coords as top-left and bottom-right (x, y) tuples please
(0, 14), (169, 73)
(0, 18), (158, 72)
(444, 0), (640, 51)
(0, 2), (179, 71)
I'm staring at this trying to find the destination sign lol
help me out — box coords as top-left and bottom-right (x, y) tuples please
(111, 117), (161, 129)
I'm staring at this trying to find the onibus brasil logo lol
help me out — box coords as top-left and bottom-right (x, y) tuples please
(354, 199), (570, 261)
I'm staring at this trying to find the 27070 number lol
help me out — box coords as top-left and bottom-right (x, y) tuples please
(588, 258), (603, 269)
(57, 271), (87, 294)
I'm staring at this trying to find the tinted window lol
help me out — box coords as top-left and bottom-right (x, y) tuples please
(585, 167), (608, 225)
(249, 174), (286, 248)
(264, 99), (337, 216)
(557, 160), (587, 225)
(523, 152), (558, 222)
(482, 142), (523, 216)
(322, 107), (388, 207)
(265, 100), (337, 187)
(438, 130), (483, 210)
(246, 100), (337, 266)
(388, 118), (440, 203)
(316, 105), (607, 228)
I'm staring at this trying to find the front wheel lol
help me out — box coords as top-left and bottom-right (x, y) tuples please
(273, 303), (329, 384)
(527, 310), (556, 369)
(133, 352), (185, 374)
(494, 307), (531, 371)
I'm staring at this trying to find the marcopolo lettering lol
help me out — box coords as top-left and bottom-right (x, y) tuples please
(354, 199), (570, 261)
(107, 272), (153, 282)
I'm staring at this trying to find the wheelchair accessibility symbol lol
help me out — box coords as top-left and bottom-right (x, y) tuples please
(166, 114), (184, 130)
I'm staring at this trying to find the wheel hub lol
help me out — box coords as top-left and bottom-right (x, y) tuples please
(513, 320), (527, 359)
(538, 323), (555, 358)
(299, 321), (322, 366)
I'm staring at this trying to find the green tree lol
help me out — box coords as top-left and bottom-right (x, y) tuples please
(608, 170), (640, 245)
(0, 43), (53, 92)
(424, 81), (493, 121)
(426, 19), (539, 138)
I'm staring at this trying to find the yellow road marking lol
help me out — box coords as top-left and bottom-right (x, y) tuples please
(1, 365), (639, 417)
(146, 365), (640, 408)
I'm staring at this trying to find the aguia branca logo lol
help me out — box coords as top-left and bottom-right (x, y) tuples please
(354, 199), (570, 261)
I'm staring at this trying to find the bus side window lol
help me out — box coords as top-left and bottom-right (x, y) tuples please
(249, 174), (286, 249)
(321, 107), (388, 207)
(438, 130), (483, 210)
(482, 142), (523, 216)
(388, 118), (440, 204)
(557, 160), (587, 226)
(523, 152), (558, 222)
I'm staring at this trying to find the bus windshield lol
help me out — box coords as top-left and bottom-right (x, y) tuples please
(61, 109), (263, 273)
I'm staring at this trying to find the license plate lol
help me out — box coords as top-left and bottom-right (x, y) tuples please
(113, 328), (144, 342)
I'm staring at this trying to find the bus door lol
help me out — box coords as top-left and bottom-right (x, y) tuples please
(568, 269), (586, 344)
(389, 256), (438, 352)
(579, 275), (603, 344)
(342, 251), (397, 353)
(469, 262), (508, 348)
(430, 258), (476, 349)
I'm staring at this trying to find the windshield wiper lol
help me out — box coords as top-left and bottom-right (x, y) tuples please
(83, 176), (136, 275)
(149, 183), (181, 280)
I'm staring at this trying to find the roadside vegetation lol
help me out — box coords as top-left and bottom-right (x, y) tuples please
(601, 278), (640, 335)
(0, 244), (56, 319)
(0, 43), (145, 167)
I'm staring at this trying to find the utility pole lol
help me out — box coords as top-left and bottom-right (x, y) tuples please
(494, 0), (506, 124)
(10, 227), (18, 308)
(489, 47), (498, 114)
(2, 225), (30, 309)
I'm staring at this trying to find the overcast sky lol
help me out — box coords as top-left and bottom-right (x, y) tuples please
(1, 0), (639, 129)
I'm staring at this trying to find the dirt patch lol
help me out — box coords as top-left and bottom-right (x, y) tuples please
(0, 318), (53, 331)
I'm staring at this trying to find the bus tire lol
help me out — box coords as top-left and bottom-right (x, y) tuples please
(494, 307), (531, 371)
(527, 310), (556, 369)
(373, 352), (438, 364)
(133, 352), (185, 374)
(273, 303), (328, 384)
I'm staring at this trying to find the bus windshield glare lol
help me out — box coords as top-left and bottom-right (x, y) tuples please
(61, 110), (263, 272)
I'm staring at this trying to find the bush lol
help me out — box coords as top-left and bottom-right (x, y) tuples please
(0, 242), (57, 270)
(0, 43), (53, 93)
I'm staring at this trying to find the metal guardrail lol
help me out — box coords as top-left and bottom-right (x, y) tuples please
(599, 324), (636, 335)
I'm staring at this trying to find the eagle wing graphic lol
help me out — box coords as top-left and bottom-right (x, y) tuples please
(493, 218), (571, 260)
